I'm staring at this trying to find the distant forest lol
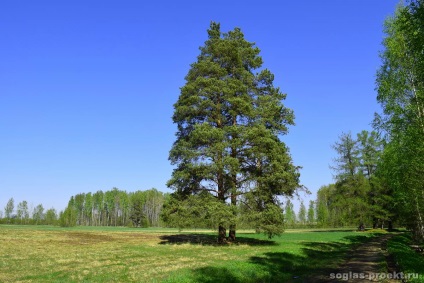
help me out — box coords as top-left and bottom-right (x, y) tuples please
(1, 188), (167, 227)
(1, 188), (316, 228)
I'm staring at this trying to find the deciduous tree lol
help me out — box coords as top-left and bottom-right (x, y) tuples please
(4, 198), (14, 221)
(298, 201), (306, 225)
(32, 204), (44, 225)
(16, 200), (29, 224)
(375, 0), (424, 240)
(45, 208), (58, 225)
(284, 199), (296, 228)
(307, 200), (315, 225)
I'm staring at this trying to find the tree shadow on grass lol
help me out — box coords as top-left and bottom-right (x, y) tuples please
(158, 234), (277, 246)
(186, 234), (372, 283)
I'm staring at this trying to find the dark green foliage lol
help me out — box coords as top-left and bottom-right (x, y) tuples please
(316, 130), (392, 228)
(356, 130), (392, 228)
(331, 132), (359, 180)
(356, 130), (383, 179)
(129, 195), (148, 228)
(254, 203), (285, 238)
(237, 193), (285, 237)
(167, 22), (301, 241)
(333, 175), (371, 226)
(162, 191), (236, 231)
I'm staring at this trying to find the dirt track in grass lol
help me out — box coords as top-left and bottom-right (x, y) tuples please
(307, 234), (400, 283)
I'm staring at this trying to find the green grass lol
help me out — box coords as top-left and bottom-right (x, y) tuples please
(387, 233), (424, 282)
(0, 225), (378, 282)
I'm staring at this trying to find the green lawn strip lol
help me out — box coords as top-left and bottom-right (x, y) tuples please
(387, 233), (424, 282)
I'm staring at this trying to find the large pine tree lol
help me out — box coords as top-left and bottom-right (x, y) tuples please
(167, 22), (301, 242)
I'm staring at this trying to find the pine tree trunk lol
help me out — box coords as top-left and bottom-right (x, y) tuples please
(229, 224), (236, 241)
(218, 225), (227, 243)
(229, 189), (237, 242)
(228, 117), (237, 242)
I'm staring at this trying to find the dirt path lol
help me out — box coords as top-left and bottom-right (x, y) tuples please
(308, 234), (401, 282)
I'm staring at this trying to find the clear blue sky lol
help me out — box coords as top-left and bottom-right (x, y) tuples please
(0, 0), (399, 213)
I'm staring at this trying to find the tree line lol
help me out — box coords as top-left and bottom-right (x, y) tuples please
(283, 199), (316, 228)
(0, 188), (169, 228)
(314, 0), (424, 242)
(1, 192), (317, 229)
(0, 198), (58, 225)
(315, 130), (392, 229)
(59, 188), (168, 227)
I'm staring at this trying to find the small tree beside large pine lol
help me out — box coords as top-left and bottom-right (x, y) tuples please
(167, 22), (301, 242)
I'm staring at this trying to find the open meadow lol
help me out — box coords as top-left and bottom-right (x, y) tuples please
(0, 225), (379, 282)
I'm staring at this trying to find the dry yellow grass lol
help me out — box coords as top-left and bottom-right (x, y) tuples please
(0, 225), (375, 282)
(0, 226), (263, 282)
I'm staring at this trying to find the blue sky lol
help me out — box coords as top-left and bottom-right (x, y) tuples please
(0, 0), (399, 213)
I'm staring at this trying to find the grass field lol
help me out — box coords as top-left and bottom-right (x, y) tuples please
(387, 233), (424, 283)
(0, 225), (378, 282)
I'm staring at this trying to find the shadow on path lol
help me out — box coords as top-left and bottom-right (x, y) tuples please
(312, 234), (397, 283)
